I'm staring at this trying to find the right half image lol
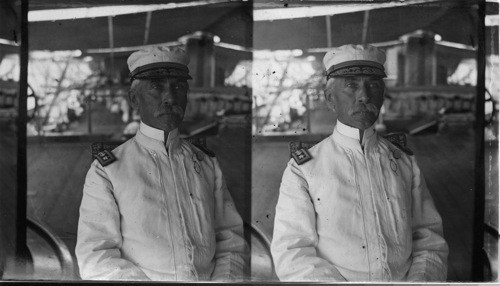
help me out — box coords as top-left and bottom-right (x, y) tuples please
(251, 0), (498, 282)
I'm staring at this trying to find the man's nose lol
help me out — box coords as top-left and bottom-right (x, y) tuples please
(356, 85), (369, 103)
(161, 88), (176, 105)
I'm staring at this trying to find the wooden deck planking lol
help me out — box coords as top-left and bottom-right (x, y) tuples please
(27, 142), (92, 278)
(205, 124), (251, 223)
(27, 143), (89, 226)
(0, 129), (19, 263)
(408, 131), (475, 281)
(251, 140), (290, 241)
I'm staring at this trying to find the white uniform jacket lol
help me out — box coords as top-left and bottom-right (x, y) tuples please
(271, 121), (448, 282)
(76, 123), (248, 281)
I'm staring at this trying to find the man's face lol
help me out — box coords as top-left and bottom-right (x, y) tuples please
(130, 77), (189, 132)
(325, 75), (385, 130)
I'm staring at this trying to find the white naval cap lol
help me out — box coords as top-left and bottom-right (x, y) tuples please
(127, 46), (192, 80)
(323, 44), (387, 79)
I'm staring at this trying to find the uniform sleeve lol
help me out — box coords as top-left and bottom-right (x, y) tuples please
(271, 161), (347, 282)
(210, 159), (249, 281)
(75, 161), (150, 281)
(406, 157), (449, 281)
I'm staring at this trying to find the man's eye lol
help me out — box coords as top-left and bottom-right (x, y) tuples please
(346, 82), (358, 88)
(369, 82), (381, 88)
(173, 83), (187, 91)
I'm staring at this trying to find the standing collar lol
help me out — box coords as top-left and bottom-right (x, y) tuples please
(336, 120), (375, 142)
(334, 120), (377, 150)
(138, 121), (180, 152)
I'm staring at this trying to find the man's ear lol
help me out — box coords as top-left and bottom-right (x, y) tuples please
(324, 81), (336, 111)
(325, 95), (335, 111)
(128, 81), (139, 110)
(128, 91), (138, 110)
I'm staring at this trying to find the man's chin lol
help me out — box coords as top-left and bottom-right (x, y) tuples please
(162, 121), (182, 131)
(345, 118), (377, 130)
(351, 114), (377, 125)
(145, 118), (182, 132)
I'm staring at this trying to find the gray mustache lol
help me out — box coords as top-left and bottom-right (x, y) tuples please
(153, 104), (184, 117)
(350, 103), (379, 115)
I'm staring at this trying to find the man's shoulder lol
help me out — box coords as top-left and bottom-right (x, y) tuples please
(290, 136), (333, 166)
(92, 138), (136, 168)
(182, 138), (216, 158)
(379, 132), (414, 156)
(181, 139), (219, 172)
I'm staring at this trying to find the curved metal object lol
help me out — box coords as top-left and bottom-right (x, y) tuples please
(483, 222), (499, 281)
(246, 222), (278, 281)
(26, 217), (75, 280)
(249, 222), (272, 249)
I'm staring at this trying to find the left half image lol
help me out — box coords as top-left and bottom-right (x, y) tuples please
(0, 1), (253, 281)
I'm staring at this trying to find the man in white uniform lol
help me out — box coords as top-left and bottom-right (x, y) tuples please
(271, 45), (448, 282)
(76, 46), (248, 281)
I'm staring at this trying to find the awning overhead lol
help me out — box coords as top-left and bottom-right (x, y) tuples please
(254, 2), (498, 54)
(28, 0), (227, 10)
(0, 0), (20, 45)
(1, 1), (497, 55)
(28, 3), (252, 51)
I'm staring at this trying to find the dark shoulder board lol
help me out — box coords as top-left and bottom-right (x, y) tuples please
(292, 148), (312, 165)
(191, 141), (215, 158)
(383, 133), (414, 156)
(95, 150), (117, 166)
